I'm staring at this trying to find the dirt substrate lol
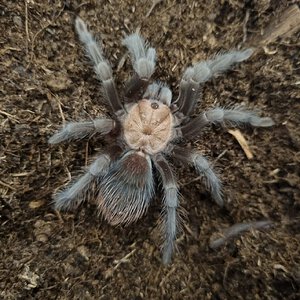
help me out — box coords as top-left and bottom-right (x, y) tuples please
(1, 1), (300, 299)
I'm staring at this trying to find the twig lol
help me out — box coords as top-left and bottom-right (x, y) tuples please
(85, 141), (89, 167)
(146, 0), (163, 18)
(209, 220), (273, 249)
(113, 248), (136, 270)
(0, 180), (17, 191)
(0, 109), (20, 123)
(223, 258), (239, 287)
(159, 267), (176, 287)
(183, 223), (198, 240)
(24, 0), (30, 55)
(0, 47), (22, 56)
(242, 10), (250, 44)
(49, 93), (65, 123)
(214, 149), (228, 164)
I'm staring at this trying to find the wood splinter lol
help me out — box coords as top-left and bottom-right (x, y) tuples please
(228, 129), (254, 159)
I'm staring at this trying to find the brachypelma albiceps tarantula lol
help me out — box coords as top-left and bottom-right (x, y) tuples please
(49, 17), (274, 264)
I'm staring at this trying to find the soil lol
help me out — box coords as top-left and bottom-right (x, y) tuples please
(1, 1), (299, 299)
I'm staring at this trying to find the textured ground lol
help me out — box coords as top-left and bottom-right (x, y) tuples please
(1, 0), (300, 299)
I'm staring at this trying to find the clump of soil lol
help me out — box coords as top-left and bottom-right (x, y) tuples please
(1, 1), (299, 299)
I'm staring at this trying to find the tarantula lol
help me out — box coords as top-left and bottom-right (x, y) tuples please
(49, 17), (274, 264)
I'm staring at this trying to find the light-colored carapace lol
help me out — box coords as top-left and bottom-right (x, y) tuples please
(123, 99), (174, 155)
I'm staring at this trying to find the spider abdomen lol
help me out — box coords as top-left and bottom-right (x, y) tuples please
(123, 99), (174, 155)
(98, 152), (154, 225)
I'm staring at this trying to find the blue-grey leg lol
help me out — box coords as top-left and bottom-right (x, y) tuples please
(176, 49), (253, 116)
(53, 153), (111, 210)
(122, 33), (156, 100)
(75, 17), (123, 113)
(172, 146), (223, 207)
(48, 118), (115, 144)
(153, 154), (179, 264)
(181, 107), (274, 140)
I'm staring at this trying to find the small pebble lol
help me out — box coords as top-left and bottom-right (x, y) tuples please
(13, 15), (22, 27)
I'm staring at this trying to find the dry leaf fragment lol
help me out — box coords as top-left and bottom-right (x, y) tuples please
(228, 129), (254, 159)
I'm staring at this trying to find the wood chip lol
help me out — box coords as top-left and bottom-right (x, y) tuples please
(29, 200), (46, 209)
(228, 129), (254, 159)
(250, 5), (300, 46)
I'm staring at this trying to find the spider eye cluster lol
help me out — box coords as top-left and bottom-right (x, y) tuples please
(151, 102), (159, 110)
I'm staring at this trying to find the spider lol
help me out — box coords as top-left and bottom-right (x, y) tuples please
(49, 17), (274, 264)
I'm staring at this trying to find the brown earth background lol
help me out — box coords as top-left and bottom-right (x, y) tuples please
(1, 0), (300, 299)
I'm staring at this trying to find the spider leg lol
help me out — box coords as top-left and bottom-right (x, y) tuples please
(53, 153), (111, 210)
(49, 118), (115, 144)
(122, 33), (156, 101)
(143, 82), (172, 106)
(75, 17), (123, 113)
(181, 107), (274, 140)
(153, 154), (179, 264)
(175, 49), (253, 116)
(172, 146), (223, 206)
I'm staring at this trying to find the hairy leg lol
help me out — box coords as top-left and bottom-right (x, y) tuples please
(49, 118), (115, 144)
(153, 154), (179, 264)
(180, 107), (274, 140)
(172, 146), (223, 206)
(143, 82), (172, 106)
(75, 17), (123, 113)
(175, 49), (253, 116)
(53, 153), (111, 210)
(122, 33), (156, 100)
